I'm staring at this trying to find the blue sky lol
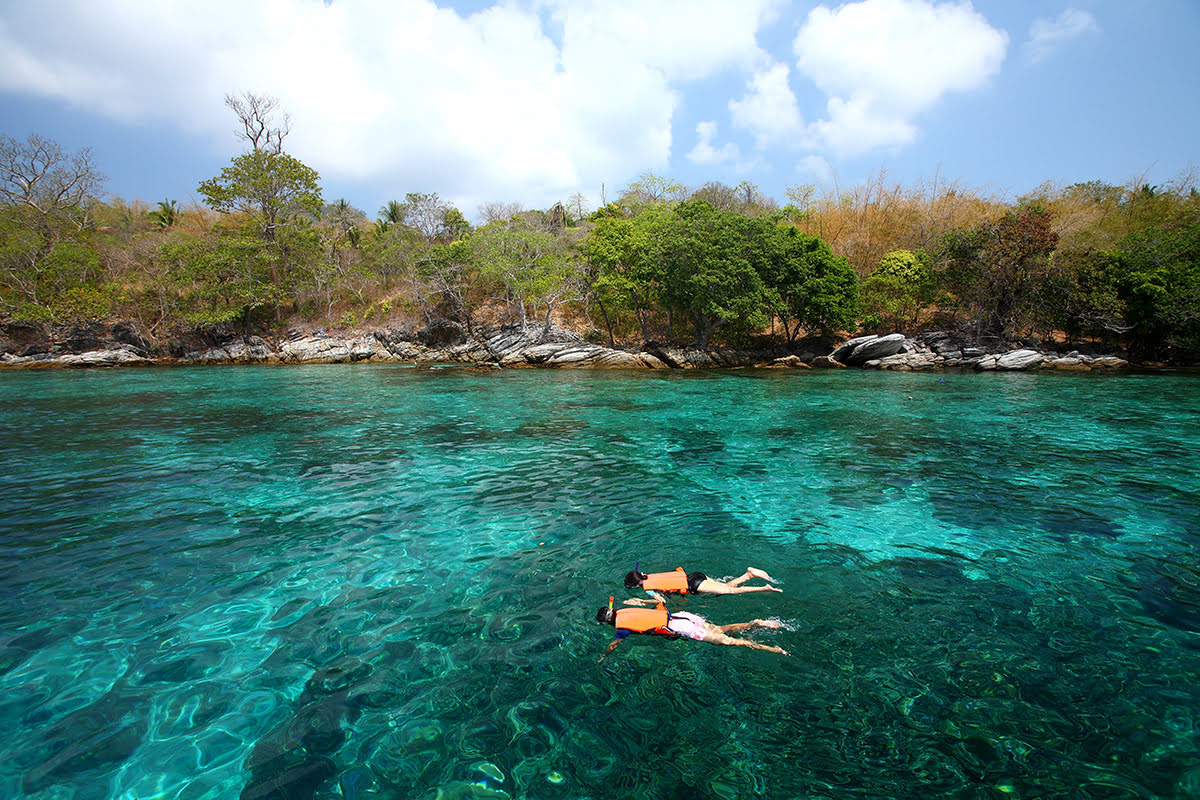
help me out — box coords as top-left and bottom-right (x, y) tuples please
(1, 0), (1196, 222)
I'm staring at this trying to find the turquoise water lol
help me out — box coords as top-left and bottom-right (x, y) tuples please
(1, 366), (1199, 799)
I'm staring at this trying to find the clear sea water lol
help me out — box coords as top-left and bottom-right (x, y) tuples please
(1, 365), (1199, 800)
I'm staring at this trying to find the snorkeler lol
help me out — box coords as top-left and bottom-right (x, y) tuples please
(621, 566), (781, 605)
(595, 600), (789, 661)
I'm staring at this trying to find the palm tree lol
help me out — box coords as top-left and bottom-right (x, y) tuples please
(148, 199), (179, 229)
(379, 199), (404, 226)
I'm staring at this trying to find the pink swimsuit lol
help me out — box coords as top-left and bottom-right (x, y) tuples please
(666, 611), (707, 641)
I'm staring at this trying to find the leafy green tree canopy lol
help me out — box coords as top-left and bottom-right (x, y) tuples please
(197, 149), (322, 242)
(653, 200), (772, 347)
(859, 249), (933, 332)
(759, 223), (858, 339)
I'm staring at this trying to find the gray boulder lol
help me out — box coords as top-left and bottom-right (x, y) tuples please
(844, 333), (908, 366)
(977, 349), (1044, 371)
(829, 334), (880, 363)
(867, 351), (941, 371)
(997, 349), (1044, 370)
(279, 334), (392, 363)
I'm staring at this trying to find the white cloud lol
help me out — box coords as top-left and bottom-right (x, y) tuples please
(0, 0), (781, 211)
(797, 154), (836, 187)
(687, 121), (741, 166)
(729, 62), (804, 148)
(793, 0), (1008, 156)
(1024, 9), (1099, 64)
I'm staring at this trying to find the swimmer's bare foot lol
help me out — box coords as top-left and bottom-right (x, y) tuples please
(754, 618), (782, 629)
(747, 567), (774, 582)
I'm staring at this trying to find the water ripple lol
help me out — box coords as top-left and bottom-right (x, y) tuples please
(1, 368), (1199, 799)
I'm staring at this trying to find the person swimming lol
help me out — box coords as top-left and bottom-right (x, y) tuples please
(621, 566), (781, 605)
(595, 600), (789, 661)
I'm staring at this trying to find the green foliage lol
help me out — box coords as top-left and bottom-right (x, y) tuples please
(0, 206), (113, 322)
(148, 199), (179, 229)
(417, 238), (488, 332)
(580, 210), (666, 341)
(1116, 223), (1200, 356)
(859, 249), (934, 332)
(155, 232), (283, 325)
(653, 201), (772, 347)
(1039, 248), (1127, 341)
(197, 149), (322, 242)
(471, 219), (574, 330)
(759, 223), (859, 338)
(580, 201), (857, 346)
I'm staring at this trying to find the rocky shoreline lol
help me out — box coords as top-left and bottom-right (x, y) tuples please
(0, 320), (1144, 372)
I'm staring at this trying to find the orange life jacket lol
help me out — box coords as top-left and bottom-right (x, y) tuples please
(614, 605), (675, 636)
(642, 567), (689, 594)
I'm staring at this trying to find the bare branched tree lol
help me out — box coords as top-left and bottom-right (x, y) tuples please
(224, 91), (291, 153)
(0, 133), (106, 229)
(478, 200), (524, 225)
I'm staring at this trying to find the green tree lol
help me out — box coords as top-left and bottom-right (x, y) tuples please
(196, 149), (322, 243)
(617, 170), (685, 212)
(759, 223), (859, 340)
(1116, 223), (1200, 357)
(148, 199), (179, 229)
(472, 218), (574, 332)
(155, 233), (281, 326)
(196, 98), (323, 321)
(654, 201), (772, 347)
(0, 134), (109, 320)
(416, 238), (490, 335)
(859, 249), (933, 332)
(580, 210), (665, 342)
(1039, 248), (1128, 343)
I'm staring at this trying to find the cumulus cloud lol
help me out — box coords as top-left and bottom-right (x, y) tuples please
(686, 121), (741, 166)
(1024, 9), (1099, 64)
(793, 0), (1008, 156)
(797, 154), (836, 187)
(729, 62), (804, 148)
(0, 0), (780, 210)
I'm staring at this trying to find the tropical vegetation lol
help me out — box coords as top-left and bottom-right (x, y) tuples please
(2, 95), (1198, 360)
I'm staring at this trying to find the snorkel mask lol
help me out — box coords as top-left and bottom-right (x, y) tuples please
(624, 561), (647, 589)
(595, 596), (616, 625)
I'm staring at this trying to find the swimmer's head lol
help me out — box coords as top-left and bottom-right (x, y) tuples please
(624, 570), (647, 589)
(595, 607), (616, 626)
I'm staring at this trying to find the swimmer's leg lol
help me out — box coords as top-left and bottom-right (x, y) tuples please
(720, 567), (777, 588)
(716, 619), (781, 635)
(700, 628), (788, 655)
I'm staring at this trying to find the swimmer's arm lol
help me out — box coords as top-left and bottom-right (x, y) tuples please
(622, 597), (655, 606)
(597, 639), (621, 663)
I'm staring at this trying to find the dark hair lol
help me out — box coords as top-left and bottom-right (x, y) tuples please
(596, 607), (616, 625)
(624, 570), (646, 589)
